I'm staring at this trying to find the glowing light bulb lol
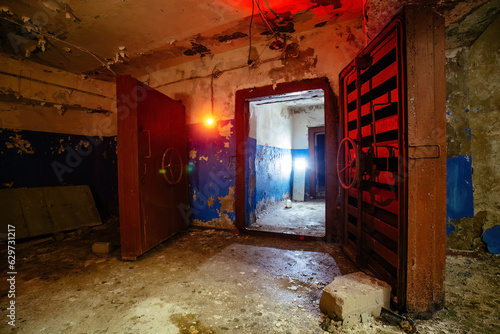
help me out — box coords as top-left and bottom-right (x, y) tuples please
(206, 118), (214, 125)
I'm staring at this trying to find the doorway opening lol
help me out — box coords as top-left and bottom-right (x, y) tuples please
(309, 126), (326, 199)
(235, 79), (340, 241)
(247, 89), (325, 237)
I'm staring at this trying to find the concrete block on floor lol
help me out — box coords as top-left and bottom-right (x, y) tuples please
(319, 272), (391, 322)
(92, 242), (113, 254)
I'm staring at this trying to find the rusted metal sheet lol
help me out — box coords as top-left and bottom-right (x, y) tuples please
(117, 75), (189, 260)
(0, 185), (101, 240)
(404, 5), (446, 315)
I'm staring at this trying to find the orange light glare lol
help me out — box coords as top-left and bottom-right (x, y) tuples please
(206, 118), (214, 125)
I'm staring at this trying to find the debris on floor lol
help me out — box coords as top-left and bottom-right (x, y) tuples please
(249, 199), (325, 237)
(380, 307), (416, 334)
(319, 271), (391, 322)
(0, 219), (499, 333)
(92, 241), (114, 254)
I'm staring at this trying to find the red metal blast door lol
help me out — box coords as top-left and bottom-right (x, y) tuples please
(117, 75), (189, 260)
(338, 6), (447, 314)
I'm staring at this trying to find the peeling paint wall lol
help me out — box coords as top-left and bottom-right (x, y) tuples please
(251, 102), (293, 214)
(142, 13), (364, 121)
(445, 45), (475, 238)
(363, 0), (500, 253)
(444, 16), (500, 251)
(0, 55), (118, 217)
(468, 15), (500, 246)
(187, 120), (236, 229)
(141, 14), (364, 227)
(0, 129), (118, 216)
(0, 55), (116, 135)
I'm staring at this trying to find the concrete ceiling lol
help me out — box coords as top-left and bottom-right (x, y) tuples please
(0, 0), (498, 81)
(0, 0), (361, 80)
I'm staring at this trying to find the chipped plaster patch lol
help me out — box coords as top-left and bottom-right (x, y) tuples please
(218, 122), (233, 139)
(79, 140), (90, 148)
(5, 133), (35, 154)
(189, 149), (197, 159)
(191, 212), (235, 230)
(224, 142), (229, 148)
(268, 48), (318, 83)
(208, 196), (215, 207)
(218, 186), (235, 213)
(199, 156), (208, 161)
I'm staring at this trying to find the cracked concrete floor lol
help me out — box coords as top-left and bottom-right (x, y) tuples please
(248, 199), (326, 237)
(1, 220), (499, 333)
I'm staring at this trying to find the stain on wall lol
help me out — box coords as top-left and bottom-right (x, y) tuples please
(445, 47), (474, 238)
(468, 15), (500, 236)
(445, 15), (500, 252)
(268, 47), (318, 83)
(216, 32), (248, 43)
(184, 42), (212, 57)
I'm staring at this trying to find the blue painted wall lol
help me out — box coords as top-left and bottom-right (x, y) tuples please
(255, 144), (292, 211)
(446, 155), (474, 234)
(0, 129), (118, 217)
(186, 120), (236, 225)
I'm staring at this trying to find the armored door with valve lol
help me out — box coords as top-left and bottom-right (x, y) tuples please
(117, 75), (188, 260)
(338, 6), (447, 313)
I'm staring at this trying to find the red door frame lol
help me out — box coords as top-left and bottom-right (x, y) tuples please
(235, 78), (341, 242)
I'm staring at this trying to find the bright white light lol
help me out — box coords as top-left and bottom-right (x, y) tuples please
(294, 157), (307, 171)
(280, 155), (292, 178)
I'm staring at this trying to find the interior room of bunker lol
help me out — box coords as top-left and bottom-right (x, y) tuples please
(0, 0), (499, 333)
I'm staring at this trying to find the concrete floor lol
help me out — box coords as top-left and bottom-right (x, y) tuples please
(248, 199), (326, 237)
(1, 220), (499, 333)
(0, 220), (356, 334)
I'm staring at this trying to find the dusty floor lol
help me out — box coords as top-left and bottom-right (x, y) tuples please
(1, 220), (499, 334)
(248, 199), (325, 237)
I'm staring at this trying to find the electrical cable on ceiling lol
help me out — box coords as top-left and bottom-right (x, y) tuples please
(248, 0), (255, 65)
(254, 0), (278, 38)
(253, 0), (286, 50)
(0, 16), (117, 76)
(262, 0), (281, 21)
(152, 54), (283, 90)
